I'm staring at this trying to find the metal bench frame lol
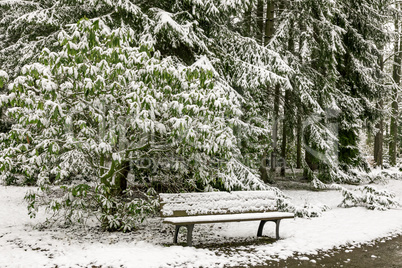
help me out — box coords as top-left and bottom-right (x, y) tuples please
(172, 219), (282, 247)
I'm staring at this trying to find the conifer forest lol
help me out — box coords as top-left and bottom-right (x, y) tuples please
(0, 1), (402, 267)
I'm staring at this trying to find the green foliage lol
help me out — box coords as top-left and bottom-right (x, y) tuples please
(0, 18), (266, 229)
(25, 184), (158, 231)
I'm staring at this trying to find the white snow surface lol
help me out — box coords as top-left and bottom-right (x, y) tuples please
(0, 178), (402, 267)
(160, 191), (277, 216)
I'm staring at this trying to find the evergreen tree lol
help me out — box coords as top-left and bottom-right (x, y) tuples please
(335, 0), (392, 171)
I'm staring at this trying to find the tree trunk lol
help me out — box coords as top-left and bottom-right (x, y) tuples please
(256, 0), (265, 45)
(374, 46), (385, 168)
(259, 151), (274, 183)
(390, 7), (401, 166)
(244, 2), (253, 37)
(114, 160), (129, 195)
(256, 0), (274, 182)
(296, 12), (307, 170)
(269, 1), (285, 173)
(100, 160), (129, 196)
(296, 112), (302, 169)
(271, 84), (280, 172)
(280, 107), (287, 176)
(374, 104), (384, 168)
(390, 94), (399, 167)
(264, 1), (275, 46)
(280, 20), (294, 177)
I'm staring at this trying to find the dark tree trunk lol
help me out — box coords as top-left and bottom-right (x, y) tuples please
(256, 0), (265, 45)
(114, 160), (129, 195)
(280, 117), (287, 176)
(244, 2), (253, 37)
(264, 1), (275, 46)
(259, 151), (274, 183)
(374, 107), (384, 168)
(271, 84), (280, 172)
(100, 160), (129, 196)
(296, 13), (307, 170)
(390, 9), (401, 166)
(280, 15), (294, 177)
(374, 47), (385, 168)
(296, 112), (302, 169)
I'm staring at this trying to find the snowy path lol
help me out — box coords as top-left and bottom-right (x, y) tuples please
(0, 180), (401, 267)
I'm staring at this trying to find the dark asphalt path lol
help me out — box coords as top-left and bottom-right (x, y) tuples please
(258, 235), (402, 267)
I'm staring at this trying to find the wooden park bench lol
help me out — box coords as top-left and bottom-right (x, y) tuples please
(160, 191), (294, 246)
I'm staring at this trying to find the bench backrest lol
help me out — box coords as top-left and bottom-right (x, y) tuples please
(160, 191), (278, 217)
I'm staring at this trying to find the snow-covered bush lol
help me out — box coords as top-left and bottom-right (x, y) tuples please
(338, 185), (400, 210)
(361, 171), (389, 184)
(0, 18), (266, 230)
(353, 167), (402, 184)
(24, 184), (158, 231)
(310, 177), (330, 190)
(277, 197), (330, 218)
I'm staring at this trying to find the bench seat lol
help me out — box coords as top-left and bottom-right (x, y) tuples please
(163, 212), (294, 225)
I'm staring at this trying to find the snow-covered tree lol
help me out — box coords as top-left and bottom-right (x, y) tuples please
(335, 1), (393, 174)
(0, 18), (273, 230)
(0, 0), (292, 184)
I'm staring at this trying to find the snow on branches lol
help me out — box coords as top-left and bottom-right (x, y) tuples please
(338, 185), (400, 211)
(0, 17), (251, 187)
(0, 18), (274, 230)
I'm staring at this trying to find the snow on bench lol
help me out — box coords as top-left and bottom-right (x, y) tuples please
(160, 191), (294, 246)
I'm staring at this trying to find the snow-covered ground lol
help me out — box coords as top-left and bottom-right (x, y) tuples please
(1, 174), (402, 267)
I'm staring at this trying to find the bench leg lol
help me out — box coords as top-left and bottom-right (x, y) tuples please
(257, 219), (281, 240)
(174, 225), (181, 244)
(257, 220), (267, 237)
(186, 224), (194, 247)
(173, 224), (195, 246)
(275, 219), (281, 240)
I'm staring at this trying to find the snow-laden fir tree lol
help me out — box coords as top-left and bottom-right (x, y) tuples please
(265, 0), (393, 182)
(334, 0), (393, 173)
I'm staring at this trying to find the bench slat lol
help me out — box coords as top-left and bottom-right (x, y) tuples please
(160, 191), (277, 203)
(160, 191), (278, 217)
(161, 200), (277, 217)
